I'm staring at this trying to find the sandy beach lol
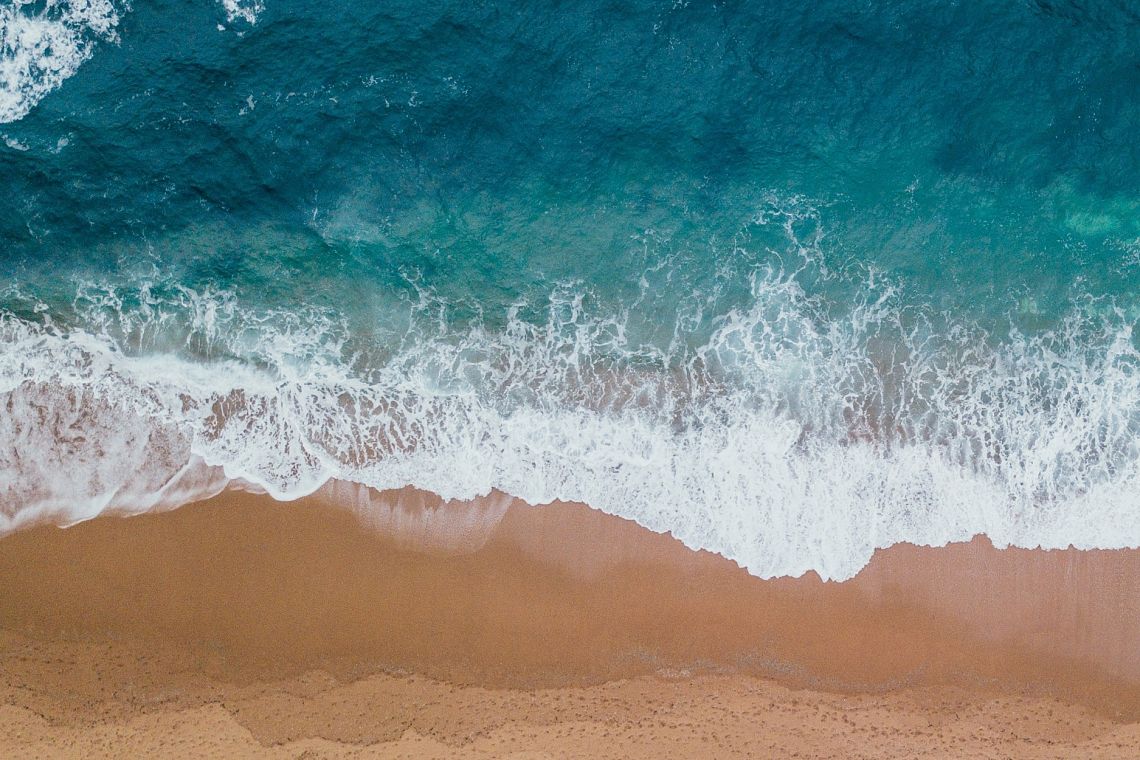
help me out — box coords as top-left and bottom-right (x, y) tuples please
(0, 489), (1138, 757)
(5, 0), (1140, 757)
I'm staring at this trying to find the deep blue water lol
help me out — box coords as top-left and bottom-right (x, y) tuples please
(3, 0), (1140, 578)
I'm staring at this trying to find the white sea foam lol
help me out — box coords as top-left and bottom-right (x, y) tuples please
(220, 0), (262, 26)
(0, 0), (123, 124)
(3, 238), (1140, 580)
(0, 0), (266, 125)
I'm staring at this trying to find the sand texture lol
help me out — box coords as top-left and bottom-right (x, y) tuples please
(2, 490), (1140, 757)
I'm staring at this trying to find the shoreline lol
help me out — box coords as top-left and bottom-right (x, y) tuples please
(2, 490), (1140, 755)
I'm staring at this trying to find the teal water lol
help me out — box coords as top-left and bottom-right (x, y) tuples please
(2, 0), (1140, 578)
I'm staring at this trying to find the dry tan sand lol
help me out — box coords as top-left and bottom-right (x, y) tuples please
(1, 489), (1140, 757)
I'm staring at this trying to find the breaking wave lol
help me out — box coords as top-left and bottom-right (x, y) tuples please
(3, 212), (1140, 580)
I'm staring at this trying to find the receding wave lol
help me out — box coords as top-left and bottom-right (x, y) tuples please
(3, 214), (1140, 580)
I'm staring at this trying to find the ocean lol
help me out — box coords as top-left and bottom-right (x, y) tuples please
(2, 0), (1140, 579)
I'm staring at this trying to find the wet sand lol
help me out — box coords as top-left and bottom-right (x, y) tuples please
(2, 489), (1140, 757)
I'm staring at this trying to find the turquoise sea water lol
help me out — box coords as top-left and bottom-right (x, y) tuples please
(3, 0), (1140, 578)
